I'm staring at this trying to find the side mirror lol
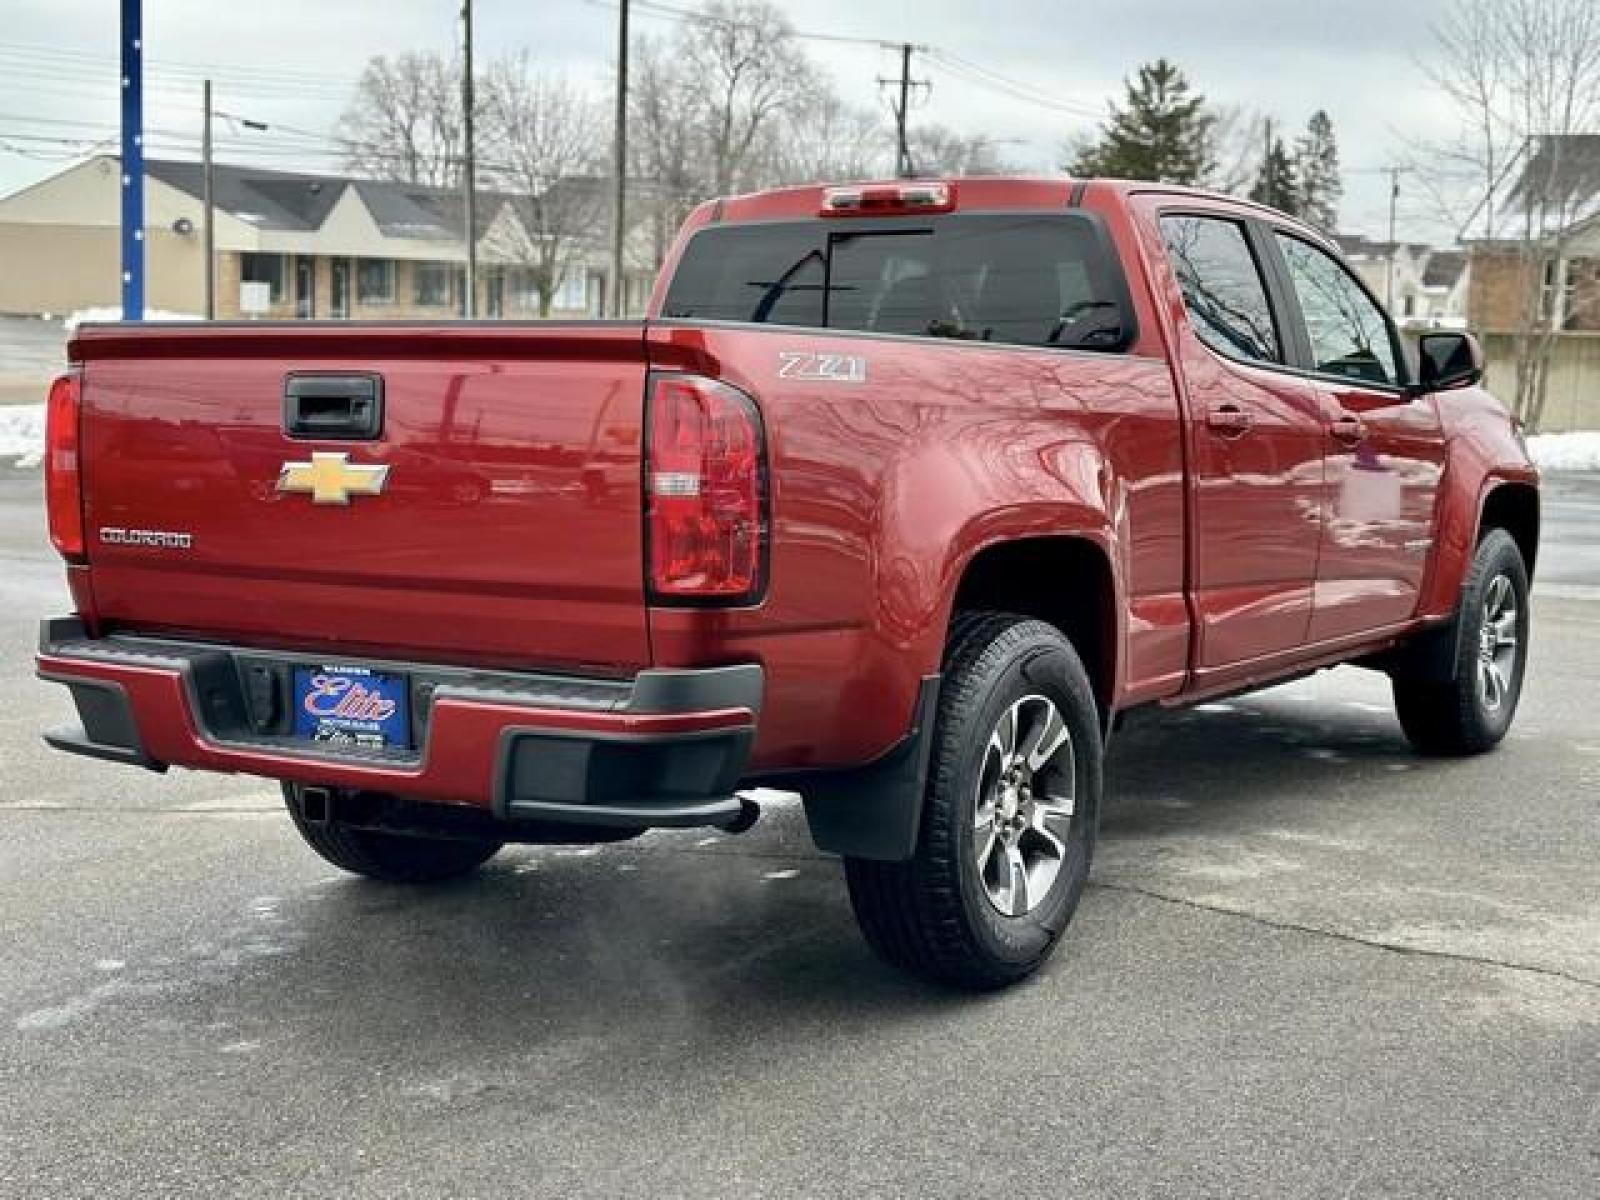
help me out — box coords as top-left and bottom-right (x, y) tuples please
(1415, 331), (1484, 394)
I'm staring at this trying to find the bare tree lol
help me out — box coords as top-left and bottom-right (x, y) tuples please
(1424, 0), (1600, 429)
(907, 125), (1012, 176)
(682, 1), (811, 196)
(337, 52), (466, 187)
(1203, 105), (1261, 196)
(627, 4), (815, 266)
(479, 58), (608, 317)
(760, 84), (889, 185)
(627, 35), (709, 268)
(1204, 104), (1267, 195)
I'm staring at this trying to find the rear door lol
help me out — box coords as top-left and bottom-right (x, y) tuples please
(76, 323), (652, 674)
(1265, 231), (1446, 640)
(1149, 208), (1325, 673)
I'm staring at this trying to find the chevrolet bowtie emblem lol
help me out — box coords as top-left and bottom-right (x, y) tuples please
(276, 452), (391, 505)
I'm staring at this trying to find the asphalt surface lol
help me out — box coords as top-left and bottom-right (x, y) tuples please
(1, 468), (1596, 1198)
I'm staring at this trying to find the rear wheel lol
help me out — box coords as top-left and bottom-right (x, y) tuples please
(1393, 528), (1530, 756)
(283, 785), (503, 882)
(844, 613), (1102, 990)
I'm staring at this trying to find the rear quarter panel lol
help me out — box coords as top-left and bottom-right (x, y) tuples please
(647, 323), (1185, 772)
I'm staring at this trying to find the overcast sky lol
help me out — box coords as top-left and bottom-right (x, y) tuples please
(1, 0), (1470, 241)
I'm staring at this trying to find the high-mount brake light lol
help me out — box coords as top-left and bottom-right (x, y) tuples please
(821, 182), (955, 216)
(645, 374), (768, 604)
(44, 370), (85, 562)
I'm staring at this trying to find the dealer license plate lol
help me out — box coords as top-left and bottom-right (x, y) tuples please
(292, 664), (411, 750)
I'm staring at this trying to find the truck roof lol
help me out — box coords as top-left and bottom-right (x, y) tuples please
(697, 175), (1336, 250)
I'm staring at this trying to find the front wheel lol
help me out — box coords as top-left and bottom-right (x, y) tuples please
(1393, 528), (1530, 756)
(283, 785), (503, 883)
(845, 613), (1102, 990)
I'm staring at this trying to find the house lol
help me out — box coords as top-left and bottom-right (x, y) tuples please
(1462, 135), (1600, 431)
(0, 156), (657, 320)
(1332, 235), (1470, 330)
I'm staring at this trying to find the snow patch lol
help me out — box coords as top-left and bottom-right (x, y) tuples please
(0, 403), (44, 467)
(63, 306), (199, 331)
(1527, 432), (1600, 473)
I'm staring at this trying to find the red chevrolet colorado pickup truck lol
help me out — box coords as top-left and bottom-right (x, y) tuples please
(39, 177), (1539, 988)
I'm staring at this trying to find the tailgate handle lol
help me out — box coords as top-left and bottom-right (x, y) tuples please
(284, 374), (383, 440)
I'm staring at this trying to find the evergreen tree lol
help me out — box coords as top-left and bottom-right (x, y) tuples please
(1293, 110), (1342, 231)
(1070, 59), (1214, 184)
(1250, 136), (1298, 213)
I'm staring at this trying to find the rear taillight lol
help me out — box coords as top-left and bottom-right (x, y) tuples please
(645, 373), (767, 604)
(45, 371), (84, 562)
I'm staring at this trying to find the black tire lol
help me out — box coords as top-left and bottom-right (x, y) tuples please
(1393, 528), (1530, 756)
(844, 613), (1102, 990)
(283, 785), (503, 883)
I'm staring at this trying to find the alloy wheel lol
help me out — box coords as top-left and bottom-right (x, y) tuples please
(972, 694), (1077, 917)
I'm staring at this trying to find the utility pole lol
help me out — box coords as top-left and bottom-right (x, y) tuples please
(880, 44), (927, 179)
(461, 0), (477, 318)
(201, 92), (264, 321)
(120, 0), (143, 320)
(609, 0), (629, 318)
(1262, 117), (1273, 208)
(202, 79), (214, 320)
(1385, 166), (1401, 314)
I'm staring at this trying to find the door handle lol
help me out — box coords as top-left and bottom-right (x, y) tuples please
(1206, 405), (1254, 437)
(283, 374), (384, 440)
(1329, 414), (1367, 446)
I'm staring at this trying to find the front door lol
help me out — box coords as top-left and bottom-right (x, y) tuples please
(330, 258), (351, 319)
(294, 257), (314, 319)
(1150, 207), (1325, 676)
(1268, 231), (1446, 640)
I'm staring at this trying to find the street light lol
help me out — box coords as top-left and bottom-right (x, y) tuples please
(202, 79), (269, 320)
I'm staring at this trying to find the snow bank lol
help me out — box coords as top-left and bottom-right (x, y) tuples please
(1527, 432), (1600, 473)
(0, 402), (45, 468)
(63, 307), (199, 331)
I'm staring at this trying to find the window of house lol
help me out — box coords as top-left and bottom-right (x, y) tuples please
(240, 253), (287, 304)
(1158, 215), (1280, 362)
(414, 262), (453, 307)
(1274, 233), (1399, 386)
(357, 259), (395, 304)
(1539, 258), (1578, 327)
(553, 271), (588, 311)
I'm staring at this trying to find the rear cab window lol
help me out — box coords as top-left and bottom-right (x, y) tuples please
(661, 213), (1133, 352)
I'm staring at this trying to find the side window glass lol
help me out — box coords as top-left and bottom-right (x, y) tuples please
(1159, 215), (1280, 363)
(1275, 233), (1399, 385)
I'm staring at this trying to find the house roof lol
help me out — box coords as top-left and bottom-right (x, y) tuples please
(1421, 250), (1467, 290)
(1510, 134), (1600, 215)
(144, 159), (349, 231)
(1332, 233), (1431, 260)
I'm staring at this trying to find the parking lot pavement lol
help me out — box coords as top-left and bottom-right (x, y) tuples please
(1, 467), (1596, 1199)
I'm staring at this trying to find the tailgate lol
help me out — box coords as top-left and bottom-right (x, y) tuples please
(73, 323), (652, 674)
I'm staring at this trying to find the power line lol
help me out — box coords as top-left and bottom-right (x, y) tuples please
(922, 49), (1101, 120)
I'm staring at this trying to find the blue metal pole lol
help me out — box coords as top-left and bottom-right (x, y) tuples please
(120, 0), (144, 320)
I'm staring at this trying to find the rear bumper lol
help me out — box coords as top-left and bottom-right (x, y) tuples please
(37, 617), (761, 830)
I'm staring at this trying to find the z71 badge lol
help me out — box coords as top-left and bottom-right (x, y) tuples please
(777, 350), (867, 383)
